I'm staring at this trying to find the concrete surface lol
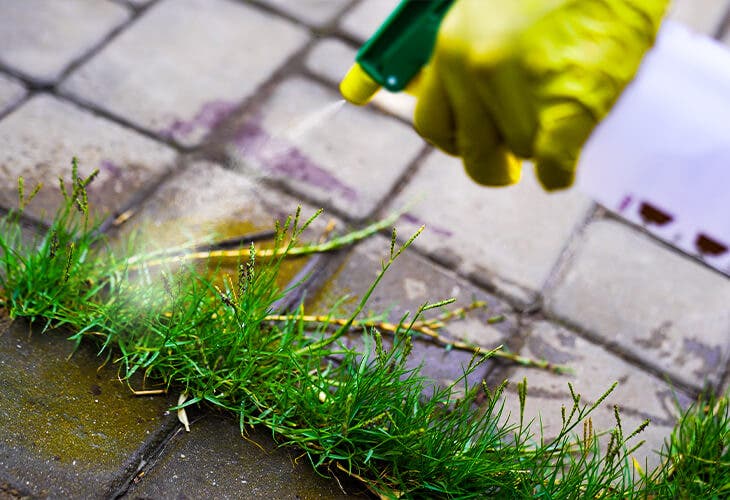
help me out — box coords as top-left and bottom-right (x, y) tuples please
(0, 74), (26, 117)
(1, 0), (729, 497)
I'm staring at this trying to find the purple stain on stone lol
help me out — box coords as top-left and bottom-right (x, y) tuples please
(233, 119), (359, 201)
(99, 159), (122, 178)
(617, 194), (632, 213)
(197, 101), (237, 129)
(682, 337), (722, 378)
(160, 100), (237, 142)
(401, 212), (453, 238)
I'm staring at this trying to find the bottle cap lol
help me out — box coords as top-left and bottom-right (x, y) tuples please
(339, 63), (380, 105)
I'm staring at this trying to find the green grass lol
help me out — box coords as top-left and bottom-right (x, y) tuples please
(1, 163), (728, 498)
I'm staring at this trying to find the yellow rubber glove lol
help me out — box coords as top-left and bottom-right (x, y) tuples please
(413, 0), (669, 190)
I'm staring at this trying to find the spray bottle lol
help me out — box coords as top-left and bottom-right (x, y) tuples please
(339, 0), (454, 105)
(339, 0), (730, 276)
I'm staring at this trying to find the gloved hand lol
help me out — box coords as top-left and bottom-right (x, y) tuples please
(413, 0), (669, 190)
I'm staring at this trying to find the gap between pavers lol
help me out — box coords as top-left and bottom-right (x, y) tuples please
(60, 0), (311, 148)
(496, 319), (694, 473)
(0, 319), (178, 499)
(545, 219), (730, 393)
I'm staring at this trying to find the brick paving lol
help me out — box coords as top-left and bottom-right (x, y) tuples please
(1, 1), (729, 498)
(0, 94), (176, 223)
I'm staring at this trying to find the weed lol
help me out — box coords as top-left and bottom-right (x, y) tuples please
(1, 161), (728, 498)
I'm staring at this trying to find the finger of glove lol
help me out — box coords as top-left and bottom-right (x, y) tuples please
(533, 101), (596, 191)
(439, 59), (522, 186)
(455, 101), (521, 188)
(413, 65), (458, 156)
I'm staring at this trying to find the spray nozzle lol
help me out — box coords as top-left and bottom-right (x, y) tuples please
(339, 0), (455, 106)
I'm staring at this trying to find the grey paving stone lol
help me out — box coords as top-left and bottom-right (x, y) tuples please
(389, 151), (593, 307)
(0, 94), (176, 223)
(61, 0), (310, 147)
(0, 73), (27, 115)
(546, 220), (730, 391)
(307, 234), (520, 388)
(123, 412), (360, 499)
(226, 77), (423, 219)
(117, 160), (328, 250)
(305, 37), (357, 85)
(339, 0), (398, 42)
(0, 320), (176, 498)
(669, 0), (730, 35)
(304, 37), (416, 122)
(0, 0), (130, 85)
(497, 320), (692, 471)
(258, 0), (352, 27)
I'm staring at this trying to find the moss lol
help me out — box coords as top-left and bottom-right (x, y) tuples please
(1, 320), (172, 469)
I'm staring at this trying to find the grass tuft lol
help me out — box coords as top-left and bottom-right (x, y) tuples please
(1, 163), (729, 498)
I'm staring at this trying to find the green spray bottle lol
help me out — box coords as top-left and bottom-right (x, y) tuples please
(339, 0), (455, 105)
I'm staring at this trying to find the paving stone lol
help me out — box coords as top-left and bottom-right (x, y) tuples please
(307, 234), (520, 388)
(0, 94), (176, 223)
(61, 0), (310, 147)
(304, 37), (416, 122)
(123, 412), (361, 499)
(389, 151), (593, 307)
(0, 0), (130, 85)
(0, 73), (27, 116)
(668, 0), (730, 35)
(496, 320), (693, 471)
(258, 0), (352, 27)
(546, 220), (730, 391)
(115, 160), (335, 304)
(118, 160), (328, 249)
(339, 0), (399, 42)
(0, 320), (176, 498)
(227, 77), (423, 219)
(305, 37), (356, 85)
